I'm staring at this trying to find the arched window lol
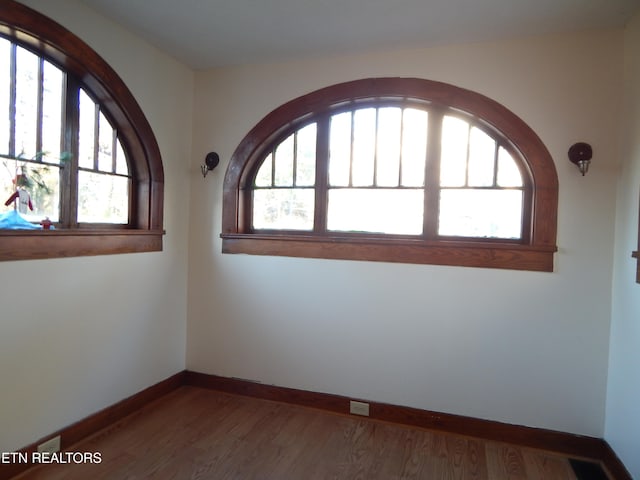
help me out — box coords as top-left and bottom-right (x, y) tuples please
(0, 1), (163, 260)
(222, 78), (558, 271)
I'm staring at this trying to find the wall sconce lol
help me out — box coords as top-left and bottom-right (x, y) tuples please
(568, 142), (592, 176)
(201, 152), (220, 178)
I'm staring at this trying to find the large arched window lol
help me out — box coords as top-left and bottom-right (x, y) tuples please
(222, 78), (558, 271)
(0, 1), (163, 261)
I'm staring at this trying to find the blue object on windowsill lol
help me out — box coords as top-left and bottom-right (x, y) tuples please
(0, 210), (46, 230)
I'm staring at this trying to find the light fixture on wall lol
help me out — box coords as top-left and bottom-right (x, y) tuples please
(568, 142), (592, 176)
(201, 152), (220, 178)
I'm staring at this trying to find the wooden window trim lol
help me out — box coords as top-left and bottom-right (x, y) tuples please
(0, 1), (164, 260)
(222, 78), (558, 271)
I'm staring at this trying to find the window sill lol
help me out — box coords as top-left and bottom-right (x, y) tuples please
(221, 233), (556, 272)
(0, 229), (164, 261)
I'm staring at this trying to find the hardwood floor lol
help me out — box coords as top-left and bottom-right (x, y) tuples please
(14, 386), (594, 479)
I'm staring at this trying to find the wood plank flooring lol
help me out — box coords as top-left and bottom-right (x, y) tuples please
(14, 386), (594, 479)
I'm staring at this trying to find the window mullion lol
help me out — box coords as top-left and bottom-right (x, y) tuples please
(464, 123), (471, 187)
(373, 107), (379, 186)
(8, 43), (16, 157)
(35, 57), (44, 157)
(61, 75), (79, 228)
(292, 131), (298, 187)
(92, 103), (99, 171)
(111, 129), (117, 173)
(314, 115), (329, 233)
(492, 141), (500, 186)
(348, 111), (354, 187)
(423, 108), (443, 239)
(398, 108), (405, 187)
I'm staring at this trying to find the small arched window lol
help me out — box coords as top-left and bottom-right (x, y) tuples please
(0, 1), (164, 261)
(222, 78), (558, 272)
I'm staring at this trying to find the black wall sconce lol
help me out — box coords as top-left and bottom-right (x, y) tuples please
(201, 152), (220, 178)
(568, 142), (592, 176)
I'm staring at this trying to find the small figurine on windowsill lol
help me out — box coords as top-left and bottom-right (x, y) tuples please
(40, 217), (52, 230)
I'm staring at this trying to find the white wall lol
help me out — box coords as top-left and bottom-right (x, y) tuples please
(188, 30), (623, 438)
(606, 11), (640, 479)
(0, 1), (193, 452)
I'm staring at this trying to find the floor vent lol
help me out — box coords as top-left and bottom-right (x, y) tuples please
(569, 459), (609, 480)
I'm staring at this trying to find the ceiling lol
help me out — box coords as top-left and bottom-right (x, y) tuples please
(80, 0), (639, 70)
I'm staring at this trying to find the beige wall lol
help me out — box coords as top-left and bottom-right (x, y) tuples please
(0, 0), (193, 451)
(188, 30), (623, 437)
(606, 10), (640, 479)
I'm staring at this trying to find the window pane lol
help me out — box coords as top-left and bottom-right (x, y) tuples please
(98, 111), (113, 172)
(497, 147), (523, 187)
(22, 164), (60, 222)
(255, 153), (273, 187)
(253, 188), (314, 230)
(0, 160), (13, 210)
(295, 123), (316, 187)
(352, 108), (375, 186)
(329, 111), (351, 186)
(14, 46), (38, 159)
(376, 107), (401, 187)
(440, 115), (468, 187)
(401, 108), (428, 187)
(274, 133), (294, 186)
(439, 189), (522, 239)
(41, 60), (63, 164)
(327, 188), (423, 235)
(78, 171), (129, 223)
(78, 89), (95, 169)
(0, 38), (10, 155)
(0, 160), (60, 222)
(115, 138), (129, 176)
(468, 127), (496, 187)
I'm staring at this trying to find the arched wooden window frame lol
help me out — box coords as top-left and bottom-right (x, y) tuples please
(222, 78), (558, 271)
(0, 0), (164, 261)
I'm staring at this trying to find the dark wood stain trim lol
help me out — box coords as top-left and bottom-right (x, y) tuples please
(0, 231), (163, 261)
(221, 234), (555, 271)
(2, 370), (632, 479)
(0, 372), (185, 480)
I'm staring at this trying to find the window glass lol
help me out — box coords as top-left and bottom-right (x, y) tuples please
(41, 61), (63, 163)
(253, 188), (314, 230)
(439, 189), (522, 238)
(468, 127), (496, 187)
(327, 188), (423, 235)
(77, 171), (128, 223)
(400, 108), (428, 187)
(376, 107), (402, 187)
(440, 115), (468, 187)
(497, 147), (523, 187)
(79, 89), (96, 170)
(115, 138), (129, 176)
(295, 123), (316, 186)
(0, 39), (11, 154)
(98, 111), (114, 172)
(14, 46), (38, 159)
(255, 153), (273, 187)
(352, 108), (376, 186)
(274, 133), (294, 186)
(329, 111), (352, 187)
